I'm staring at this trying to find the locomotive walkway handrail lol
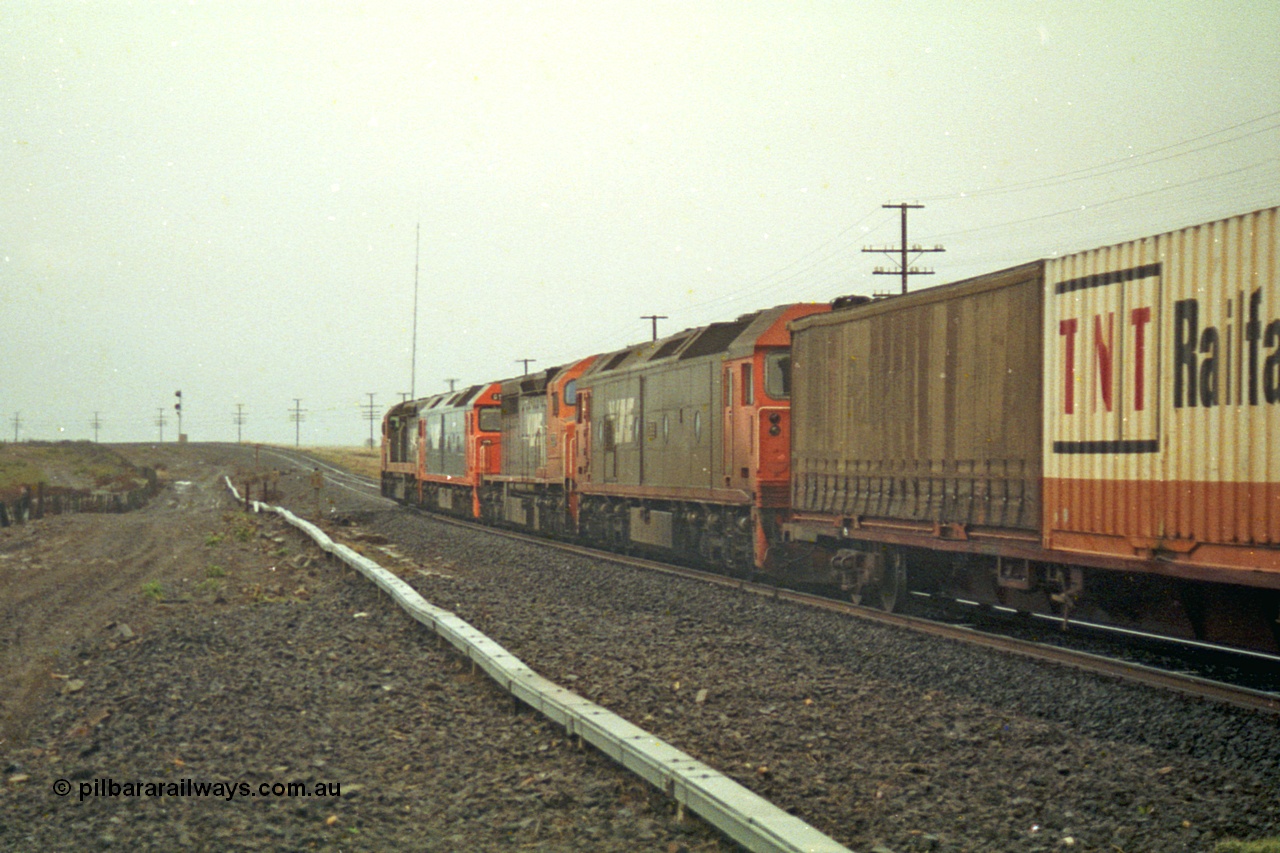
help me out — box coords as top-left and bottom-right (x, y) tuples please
(224, 477), (851, 853)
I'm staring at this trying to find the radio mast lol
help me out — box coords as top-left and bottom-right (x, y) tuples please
(411, 223), (420, 400)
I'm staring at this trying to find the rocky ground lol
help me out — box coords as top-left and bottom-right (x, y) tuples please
(0, 444), (732, 852)
(3, 442), (1279, 852)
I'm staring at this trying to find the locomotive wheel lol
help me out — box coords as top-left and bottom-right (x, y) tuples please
(875, 552), (907, 613)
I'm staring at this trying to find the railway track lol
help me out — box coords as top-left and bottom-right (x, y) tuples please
(452, 523), (1280, 716)
(246, 446), (1280, 716)
(251, 445), (384, 500)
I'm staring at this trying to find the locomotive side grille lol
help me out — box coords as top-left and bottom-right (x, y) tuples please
(758, 482), (791, 508)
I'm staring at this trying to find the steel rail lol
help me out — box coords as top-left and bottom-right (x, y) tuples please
(248, 445), (383, 499)
(402, 504), (1280, 717)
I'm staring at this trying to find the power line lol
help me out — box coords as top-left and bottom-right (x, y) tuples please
(921, 159), (1276, 241)
(918, 110), (1280, 203)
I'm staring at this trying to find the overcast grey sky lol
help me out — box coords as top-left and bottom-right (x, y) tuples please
(4, 1), (1278, 445)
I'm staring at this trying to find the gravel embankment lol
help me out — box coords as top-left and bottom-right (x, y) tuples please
(281, 462), (1280, 853)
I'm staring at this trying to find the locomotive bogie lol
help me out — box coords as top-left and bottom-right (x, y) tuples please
(479, 480), (573, 538)
(576, 494), (756, 575)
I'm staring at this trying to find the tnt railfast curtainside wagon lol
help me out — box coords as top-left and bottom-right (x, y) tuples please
(1043, 206), (1280, 647)
(784, 209), (1280, 650)
(785, 262), (1048, 611)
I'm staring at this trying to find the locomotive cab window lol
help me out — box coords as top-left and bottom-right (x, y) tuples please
(564, 380), (577, 407)
(764, 351), (791, 399)
(478, 407), (501, 432)
(601, 417), (616, 451)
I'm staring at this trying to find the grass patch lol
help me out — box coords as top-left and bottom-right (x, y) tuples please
(303, 446), (381, 480)
(0, 441), (141, 491)
(141, 581), (164, 602)
(205, 564), (226, 579)
(1217, 840), (1280, 853)
(231, 518), (256, 542)
(0, 457), (47, 491)
(194, 578), (223, 595)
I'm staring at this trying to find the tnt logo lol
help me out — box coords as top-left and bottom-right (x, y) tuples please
(1052, 264), (1162, 455)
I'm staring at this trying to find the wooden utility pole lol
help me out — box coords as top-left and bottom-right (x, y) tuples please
(641, 314), (668, 341)
(862, 203), (945, 294)
(362, 392), (378, 449)
(90, 412), (102, 442)
(290, 399), (305, 448)
(516, 358), (536, 376)
(234, 404), (246, 443)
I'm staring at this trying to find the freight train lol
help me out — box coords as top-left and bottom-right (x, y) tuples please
(383, 207), (1280, 652)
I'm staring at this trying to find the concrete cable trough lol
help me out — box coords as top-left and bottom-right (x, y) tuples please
(225, 477), (850, 853)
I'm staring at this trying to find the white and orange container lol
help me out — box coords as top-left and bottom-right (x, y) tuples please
(1043, 207), (1280, 583)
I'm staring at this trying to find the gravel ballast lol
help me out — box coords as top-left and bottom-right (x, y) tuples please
(314, 468), (1280, 852)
